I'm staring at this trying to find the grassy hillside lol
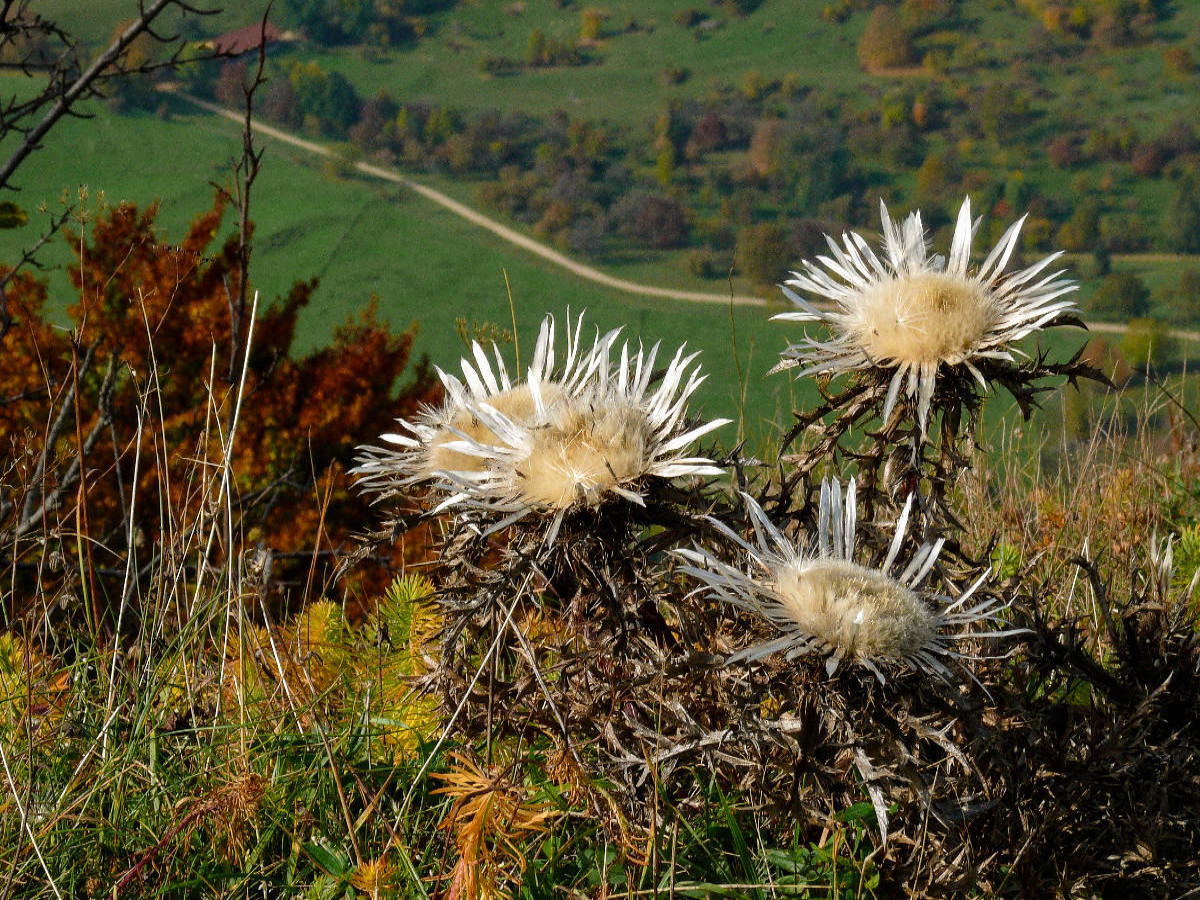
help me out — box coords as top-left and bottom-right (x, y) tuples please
(155, 0), (1200, 327)
(6, 0), (1198, 446)
(0, 92), (802, 439)
(0, 91), (1185, 455)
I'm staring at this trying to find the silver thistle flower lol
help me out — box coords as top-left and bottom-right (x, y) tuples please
(355, 312), (729, 539)
(675, 478), (1015, 683)
(772, 197), (1078, 432)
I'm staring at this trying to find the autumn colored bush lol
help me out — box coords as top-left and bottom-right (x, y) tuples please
(0, 194), (439, 626)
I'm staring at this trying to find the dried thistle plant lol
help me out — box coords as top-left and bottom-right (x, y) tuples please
(774, 196), (1079, 432)
(345, 199), (1200, 896)
(354, 310), (729, 544)
(948, 548), (1200, 895)
(771, 197), (1105, 519)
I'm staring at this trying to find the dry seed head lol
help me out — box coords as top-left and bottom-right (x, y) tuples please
(854, 272), (995, 366)
(353, 311), (607, 500)
(774, 558), (938, 663)
(517, 396), (653, 509)
(424, 383), (565, 477)
(356, 311), (729, 532)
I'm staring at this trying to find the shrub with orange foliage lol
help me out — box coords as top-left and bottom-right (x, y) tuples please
(0, 194), (440, 624)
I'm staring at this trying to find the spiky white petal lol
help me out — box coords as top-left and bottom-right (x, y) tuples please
(354, 312), (729, 532)
(773, 197), (1078, 432)
(675, 479), (1015, 683)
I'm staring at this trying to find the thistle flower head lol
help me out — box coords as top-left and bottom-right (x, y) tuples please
(772, 197), (1078, 431)
(355, 312), (729, 537)
(675, 478), (1012, 683)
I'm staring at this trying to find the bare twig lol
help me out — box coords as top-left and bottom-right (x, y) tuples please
(0, 0), (217, 192)
(14, 351), (118, 539)
(224, 5), (270, 384)
(0, 205), (73, 342)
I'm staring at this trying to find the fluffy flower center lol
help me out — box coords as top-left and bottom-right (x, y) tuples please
(854, 272), (997, 366)
(517, 397), (653, 509)
(773, 558), (937, 660)
(425, 384), (565, 476)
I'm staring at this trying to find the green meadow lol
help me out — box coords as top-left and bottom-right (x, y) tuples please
(7, 87), (1192, 457)
(0, 92), (803, 441)
(10, 0), (1200, 451)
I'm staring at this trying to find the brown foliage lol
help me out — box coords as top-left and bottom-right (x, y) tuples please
(633, 194), (688, 249)
(0, 195), (440, 623)
(685, 111), (727, 159)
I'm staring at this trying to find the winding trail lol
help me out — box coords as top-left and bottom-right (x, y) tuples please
(177, 92), (1200, 342)
(179, 92), (767, 307)
(1089, 321), (1200, 343)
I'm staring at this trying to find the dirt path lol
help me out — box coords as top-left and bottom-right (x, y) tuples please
(1087, 321), (1200, 343)
(177, 93), (1200, 342)
(179, 93), (768, 308)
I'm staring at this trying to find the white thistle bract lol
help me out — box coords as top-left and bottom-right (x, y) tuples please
(675, 478), (1012, 683)
(772, 197), (1078, 431)
(354, 313), (729, 536)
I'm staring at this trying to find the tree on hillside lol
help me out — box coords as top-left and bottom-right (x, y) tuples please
(748, 119), (782, 178)
(718, 0), (764, 15)
(634, 194), (689, 249)
(737, 222), (793, 286)
(102, 20), (162, 111)
(1162, 267), (1200, 325)
(915, 149), (957, 207)
(288, 62), (363, 134)
(1121, 317), (1180, 372)
(857, 5), (915, 71)
(1166, 170), (1200, 254)
(1085, 270), (1151, 321)
(580, 8), (605, 41)
(979, 83), (1030, 143)
(686, 111), (728, 159)
(899, 0), (956, 32)
(1056, 196), (1101, 253)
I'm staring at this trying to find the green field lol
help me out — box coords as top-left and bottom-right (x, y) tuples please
(8, 85), (1195, 457)
(0, 91), (808, 443)
(11, 0), (1200, 451)
(56, 0), (1192, 136)
(302, 2), (873, 121)
(43, 0), (874, 121)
